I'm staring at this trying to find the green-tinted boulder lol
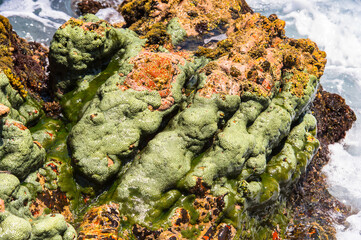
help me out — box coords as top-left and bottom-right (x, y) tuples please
(0, 173), (20, 201)
(30, 214), (77, 240)
(0, 118), (46, 180)
(0, 72), (42, 125)
(0, 211), (32, 240)
(68, 52), (204, 185)
(49, 14), (144, 93)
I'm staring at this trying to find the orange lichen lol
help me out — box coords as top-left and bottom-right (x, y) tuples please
(60, 17), (112, 37)
(0, 198), (4, 213)
(119, 51), (187, 110)
(120, 0), (253, 42)
(0, 103), (10, 118)
(29, 161), (73, 222)
(196, 12), (326, 98)
(4, 119), (28, 130)
(78, 203), (121, 240)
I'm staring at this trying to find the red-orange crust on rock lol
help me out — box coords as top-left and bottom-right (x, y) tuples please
(118, 51), (188, 111)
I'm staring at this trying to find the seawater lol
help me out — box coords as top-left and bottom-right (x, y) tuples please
(1, 0), (361, 238)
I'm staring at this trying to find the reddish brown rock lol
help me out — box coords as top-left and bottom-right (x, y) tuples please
(0, 104), (10, 118)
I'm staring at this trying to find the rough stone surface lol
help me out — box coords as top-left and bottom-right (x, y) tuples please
(49, 14), (144, 93)
(0, 211), (32, 240)
(0, 73), (42, 125)
(0, 0), (355, 238)
(0, 118), (45, 180)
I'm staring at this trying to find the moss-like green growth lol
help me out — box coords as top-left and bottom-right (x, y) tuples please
(167, 18), (187, 46)
(68, 53), (205, 185)
(30, 214), (77, 240)
(0, 118), (45, 180)
(0, 211), (32, 240)
(0, 72), (42, 126)
(49, 14), (144, 94)
(112, 92), (240, 225)
(0, 173), (20, 201)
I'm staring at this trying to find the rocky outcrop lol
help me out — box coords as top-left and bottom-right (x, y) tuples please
(0, 0), (356, 238)
(0, 119), (45, 180)
(49, 14), (144, 94)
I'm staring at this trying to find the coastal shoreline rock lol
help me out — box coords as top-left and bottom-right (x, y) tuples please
(0, 0), (358, 238)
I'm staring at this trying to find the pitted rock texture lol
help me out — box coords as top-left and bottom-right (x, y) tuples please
(0, 0), (348, 238)
(0, 119), (45, 180)
(49, 14), (144, 93)
(68, 51), (201, 184)
(53, 9), (328, 233)
(0, 72), (42, 125)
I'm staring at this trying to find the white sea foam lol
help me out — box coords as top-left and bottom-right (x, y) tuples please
(0, 0), (74, 44)
(95, 7), (124, 24)
(336, 211), (361, 239)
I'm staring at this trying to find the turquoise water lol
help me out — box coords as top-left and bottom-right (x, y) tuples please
(1, 0), (360, 238)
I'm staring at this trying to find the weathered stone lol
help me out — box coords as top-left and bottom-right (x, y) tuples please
(0, 119), (46, 180)
(0, 104), (9, 118)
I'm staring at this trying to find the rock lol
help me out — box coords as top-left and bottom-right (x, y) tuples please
(0, 104), (9, 118)
(49, 14), (144, 94)
(0, 118), (46, 180)
(311, 86), (356, 144)
(0, 0), (353, 238)
(0, 72), (42, 126)
(120, 0), (253, 40)
(30, 214), (77, 240)
(0, 173), (20, 201)
(0, 211), (32, 240)
(0, 15), (49, 100)
(68, 51), (202, 184)
(74, 0), (111, 15)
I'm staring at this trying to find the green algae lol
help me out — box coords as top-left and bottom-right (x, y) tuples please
(0, 211), (32, 240)
(0, 9), (329, 239)
(111, 92), (241, 225)
(167, 18), (187, 46)
(0, 118), (45, 180)
(0, 173), (20, 201)
(0, 72), (42, 126)
(68, 56), (207, 185)
(49, 14), (144, 93)
(30, 214), (77, 240)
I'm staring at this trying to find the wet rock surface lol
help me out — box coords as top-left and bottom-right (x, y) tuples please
(285, 86), (357, 239)
(0, 0), (357, 239)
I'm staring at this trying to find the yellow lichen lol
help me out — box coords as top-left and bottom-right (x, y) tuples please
(3, 68), (27, 97)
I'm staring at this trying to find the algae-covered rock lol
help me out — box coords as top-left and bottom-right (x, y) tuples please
(0, 118), (45, 180)
(0, 72), (42, 125)
(0, 1), (337, 238)
(49, 14), (144, 93)
(120, 0), (253, 41)
(68, 51), (202, 184)
(112, 71), (242, 222)
(0, 15), (49, 100)
(0, 211), (32, 240)
(30, 214), (76, 240)
(0, 173), (20, 201)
